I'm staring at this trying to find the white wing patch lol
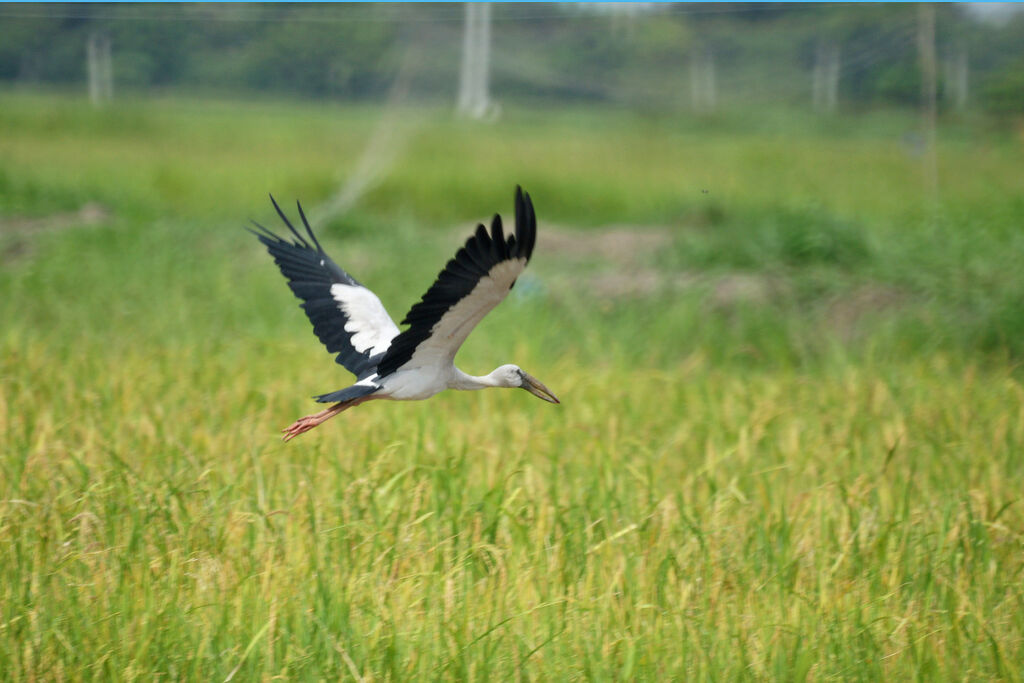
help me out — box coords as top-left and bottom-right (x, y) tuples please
(403, 257), (526, 369)
(330, 283), (401, 356)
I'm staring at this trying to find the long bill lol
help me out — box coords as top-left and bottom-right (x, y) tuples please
(521, 372), (560, 404)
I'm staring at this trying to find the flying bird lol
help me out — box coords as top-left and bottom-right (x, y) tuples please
(250, 186), (559, 441)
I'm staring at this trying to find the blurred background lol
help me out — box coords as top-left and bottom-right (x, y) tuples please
(3, 3), (1024, 114)
(3, 1), (1024, 371)
(2, 4), (1023, 367)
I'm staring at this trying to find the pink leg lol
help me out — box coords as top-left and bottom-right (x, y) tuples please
(281, 402), (350, 442)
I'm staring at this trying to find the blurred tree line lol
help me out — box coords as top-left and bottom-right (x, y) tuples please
(1, 2), (1022, 116)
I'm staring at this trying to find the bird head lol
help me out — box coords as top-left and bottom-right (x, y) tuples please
(493, 364), (560, 404)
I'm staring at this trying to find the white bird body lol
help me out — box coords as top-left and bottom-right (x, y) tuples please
(251, 187), (558, 440)
(366, 364), (520, 402)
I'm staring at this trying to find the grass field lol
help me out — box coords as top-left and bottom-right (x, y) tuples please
(2, 89), (1023, 680)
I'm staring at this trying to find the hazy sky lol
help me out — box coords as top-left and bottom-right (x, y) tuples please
(962, 2), (1024, 24)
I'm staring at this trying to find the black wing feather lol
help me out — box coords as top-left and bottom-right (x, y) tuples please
(250, 195), (390, 379)
(375, 187), (537, 378)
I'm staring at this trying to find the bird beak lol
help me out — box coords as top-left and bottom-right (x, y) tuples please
(521, 372), (560, 404)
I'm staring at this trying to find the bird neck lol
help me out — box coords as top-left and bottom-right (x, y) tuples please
(450, 368), (501, 391)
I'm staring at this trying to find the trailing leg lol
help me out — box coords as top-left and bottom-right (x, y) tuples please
(281, 399), (355, 442)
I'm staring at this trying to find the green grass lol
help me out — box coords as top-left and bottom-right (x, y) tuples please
(2, 89), (1023, 680)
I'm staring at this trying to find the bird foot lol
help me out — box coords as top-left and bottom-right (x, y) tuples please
(280, 403), (348, 442)
(281, 415), (320, 442)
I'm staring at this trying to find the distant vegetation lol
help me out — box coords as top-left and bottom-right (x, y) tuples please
(1, 3), (1024, 116)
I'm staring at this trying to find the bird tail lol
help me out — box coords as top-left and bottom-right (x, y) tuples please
(314, 383), (380, 404)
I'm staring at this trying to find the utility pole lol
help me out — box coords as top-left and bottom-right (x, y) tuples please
(824, 43), (840, 113)
(813, 41), (840, 113)
(457, 3), (493, 119)
(944, 48), (968, 111)
(917, 3), (938, 200)
(474, 2), (492, 117)
(812, 43), (822, 112)
(690, 45), (716, 113)
(87, 32), (113, 106)
(456, 3), (477, 114)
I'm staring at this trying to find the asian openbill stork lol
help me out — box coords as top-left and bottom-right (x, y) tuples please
(251, 186), (559, 441)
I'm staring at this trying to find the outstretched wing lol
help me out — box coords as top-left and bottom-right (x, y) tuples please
(376, 187), (537, 378)
(250, 196), (400, 379)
